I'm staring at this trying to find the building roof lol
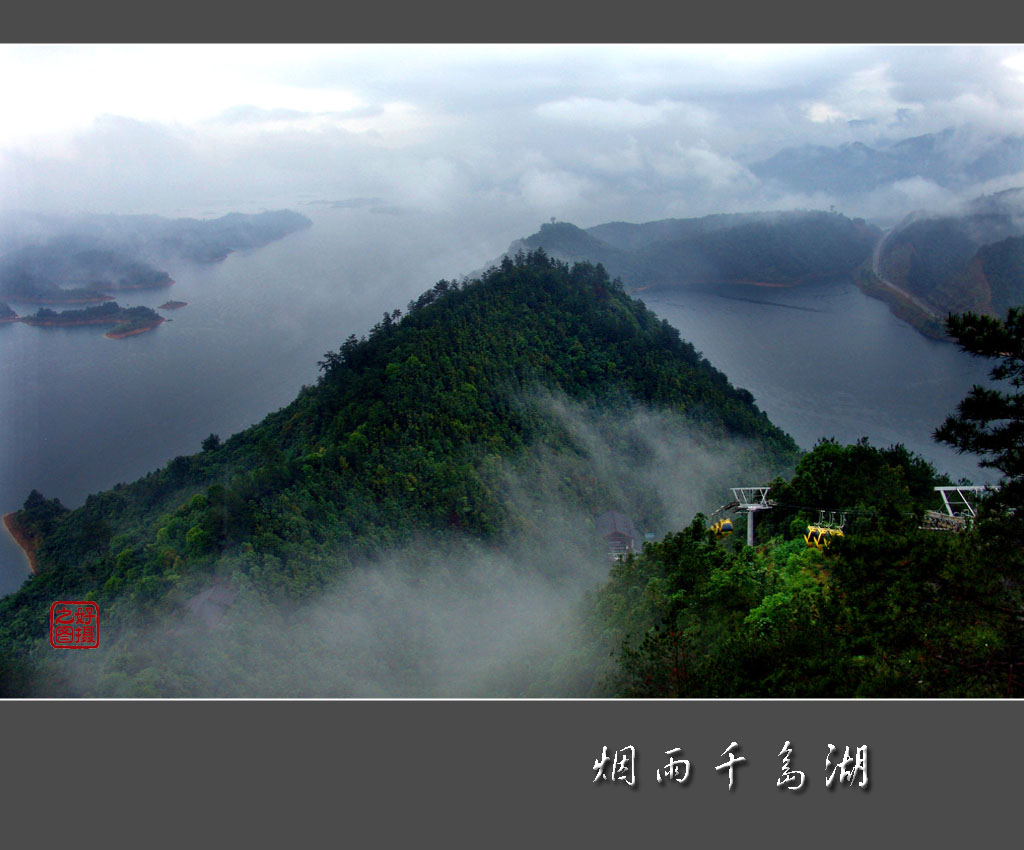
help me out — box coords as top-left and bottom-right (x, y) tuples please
(594, 510), (640, 542)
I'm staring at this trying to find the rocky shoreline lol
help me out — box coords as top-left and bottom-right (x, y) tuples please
(104, 317), (166, 339)
(2, 512), (39, 575)
(855, 269), (950, 341)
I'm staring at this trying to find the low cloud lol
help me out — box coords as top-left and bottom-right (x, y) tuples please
(536, 97), (712, 130)
(517, 167), (598, 215)
(44, 392), (784, 697)
(5, 46), (1024, 227)
(802, 63), (923, 131)
(650, 143), (759, 192)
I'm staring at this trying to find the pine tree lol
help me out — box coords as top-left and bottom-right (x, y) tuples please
(934, 307), (1024, 512)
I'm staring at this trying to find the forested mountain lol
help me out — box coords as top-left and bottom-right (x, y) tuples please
(0, 251), (797, 696)
(509, 211), (879, 291)
(875, 189), (1024, 319)
(2, 249), (1021, 697)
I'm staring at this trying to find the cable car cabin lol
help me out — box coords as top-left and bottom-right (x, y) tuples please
(804, 526), (844, 549)
(710, 518), (733, 538)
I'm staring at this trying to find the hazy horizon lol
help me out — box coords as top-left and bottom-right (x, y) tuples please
(3, 45), (1024, 237)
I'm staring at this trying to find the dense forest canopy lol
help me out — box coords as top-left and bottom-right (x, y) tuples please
(590, 438), (1022, 697)
(588, 306), (1024, 698)
(22, 302), (159, 325)
(2, 250), (1021, 697)
(0, 251), (797, 696)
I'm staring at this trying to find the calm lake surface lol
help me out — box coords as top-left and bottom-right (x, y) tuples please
(0, 208), (995, 595)
(641, 281), (992, 484)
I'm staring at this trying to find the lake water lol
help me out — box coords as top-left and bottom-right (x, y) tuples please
(640, 282), (992, 483)
(0, 208), (996, 595)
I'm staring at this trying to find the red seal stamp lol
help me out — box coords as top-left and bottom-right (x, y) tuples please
(49, 601), (100, 649)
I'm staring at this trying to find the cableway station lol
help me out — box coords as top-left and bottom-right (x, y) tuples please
(708, 483), (993, 547)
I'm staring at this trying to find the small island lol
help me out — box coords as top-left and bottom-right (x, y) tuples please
(158, 300), (188, 310)
(0, 301), (18, 323)
(104, 314), (167, 339)
(20, 302), (165, 338)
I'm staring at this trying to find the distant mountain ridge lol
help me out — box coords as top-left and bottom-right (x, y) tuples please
(508, 210), (879, 291)
(749, 127), (1024, 195)
(511, 191), (1024, 340)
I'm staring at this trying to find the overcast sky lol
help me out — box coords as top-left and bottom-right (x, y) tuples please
(2, 44), (1024, 227)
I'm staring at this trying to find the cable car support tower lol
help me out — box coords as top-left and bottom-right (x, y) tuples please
(922, 485), (991, 531)
(731, 486), (773, 546)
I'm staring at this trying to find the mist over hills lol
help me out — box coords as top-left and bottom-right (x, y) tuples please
(874, 187), (1024, 323)
(0, 251), (796, 696)
(749, 127), (1024, 198)
(0, 238), (171, 301)
(5, 46), (1024, 701)
(1, 235), (1019, 699)
(0, 209), (311, 302)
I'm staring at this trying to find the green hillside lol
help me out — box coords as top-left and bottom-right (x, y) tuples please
(0, 250), (797, 696)
(588, 438), (1024, 698)
(977, 235), (1024, 316)
(585, 303), (1024, 698)
(876, 196), (1024, 321)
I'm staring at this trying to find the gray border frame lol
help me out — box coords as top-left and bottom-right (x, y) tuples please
(1, 699), (1019, 843)
(4, 1), (1014, 42)
(1, 9), (1019, 844)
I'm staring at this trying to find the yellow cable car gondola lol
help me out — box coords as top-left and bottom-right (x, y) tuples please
(805, 512), (846, 549)
(710, 517), (733, 539)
